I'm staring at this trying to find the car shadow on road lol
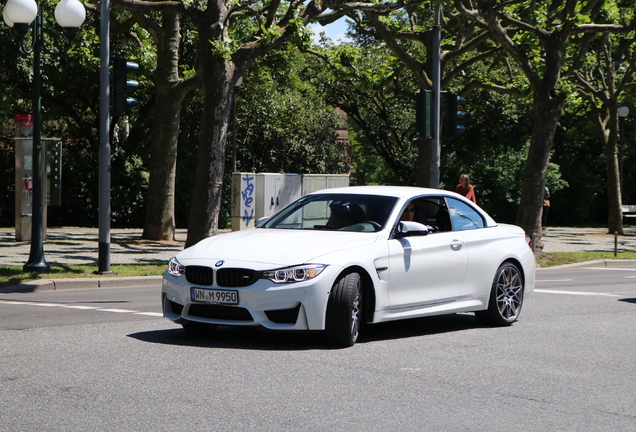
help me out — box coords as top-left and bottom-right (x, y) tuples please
(128, 313), (482, 351)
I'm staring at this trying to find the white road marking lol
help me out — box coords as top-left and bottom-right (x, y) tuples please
(534, 289), (620, 297)
(536, 279), (573, 283)
(28, 302), (61, 307)
(587, 267), (636, 270)
(97, 308), (137, 313)
(0, 299), (160, 316)
(134, 312), (163, 317)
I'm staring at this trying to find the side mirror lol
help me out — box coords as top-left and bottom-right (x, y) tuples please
(394, 221), (430, 239)
(256, 216), (269, 227)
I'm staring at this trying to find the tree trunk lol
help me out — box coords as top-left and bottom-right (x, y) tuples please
(476, 6), (569, 254)
(185, 55), (235, 247)
(141, 11), (197, 240)
(142, 90), (182, 240)
(605, 122), (624, 235)
(516, 85), (566, 252)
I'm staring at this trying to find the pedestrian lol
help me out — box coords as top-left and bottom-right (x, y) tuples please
(454, 174), (477, 204)
(542, 186), (550, 229)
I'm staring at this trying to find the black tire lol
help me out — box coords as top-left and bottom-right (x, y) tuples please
(181, 320), (217, 334)
(475, 262), (524, 326)
(325, 272), (363, 347)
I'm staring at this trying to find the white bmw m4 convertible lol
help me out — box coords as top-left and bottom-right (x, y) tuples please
(162, 186), (535, 347)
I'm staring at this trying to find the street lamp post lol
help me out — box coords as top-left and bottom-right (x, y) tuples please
(3, 0), (85, 273)
(618, 105), (630, 198)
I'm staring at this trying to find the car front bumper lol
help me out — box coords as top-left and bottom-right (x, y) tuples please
(161, 266), (341, 331)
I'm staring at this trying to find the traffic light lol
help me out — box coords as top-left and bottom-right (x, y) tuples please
(112, 56), (139, 116)
(416, 90), (432, 139)
(442, 91), (466, 140)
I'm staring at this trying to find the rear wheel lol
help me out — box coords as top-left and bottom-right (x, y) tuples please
(475, 262), (524, 326)
(325, 272), (362, 347)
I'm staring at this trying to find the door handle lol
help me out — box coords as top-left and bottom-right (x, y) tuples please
(450, 239), (464, 251)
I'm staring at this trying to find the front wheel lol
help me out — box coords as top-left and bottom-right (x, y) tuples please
(475, 262), (524, 326)
(325, 272), (363, 347)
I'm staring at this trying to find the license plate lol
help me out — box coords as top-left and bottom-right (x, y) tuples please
(191, 288), (239, 305)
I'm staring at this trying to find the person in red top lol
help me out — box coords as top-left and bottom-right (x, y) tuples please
(454, 174), (477, 204)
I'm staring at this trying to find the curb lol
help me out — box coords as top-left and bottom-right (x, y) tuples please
(536, 259), (636, 270)
(0, 276), (162, 294)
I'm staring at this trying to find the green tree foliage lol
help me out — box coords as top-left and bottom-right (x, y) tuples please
(172, 46), (351, 230)
(0, 0), (633, 237)
(235, 49), (351, 175)
(442, 90), (534, 223)
(570, 28), (636, 234)
(306, 38), (420, 185)
(110, 0), (338, 247)
(0, 6), (102, 228)
(456, 0), (634, 248)
(0, 5), (156, 228)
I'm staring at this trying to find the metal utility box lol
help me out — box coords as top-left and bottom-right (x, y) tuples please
(255, 173), (302, 221)
(302, 174), (350, 195)
(15, 138), (46, 241)
(231, 173), (350, 231)
(14, 137), (61, 241)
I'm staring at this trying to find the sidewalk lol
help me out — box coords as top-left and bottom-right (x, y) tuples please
(540, 226), (636, 253)
(1, 226), (636, 293)
(0, 227), (190, 267)
(0, 227), (192, 293)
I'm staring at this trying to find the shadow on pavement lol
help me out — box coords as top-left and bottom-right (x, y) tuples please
(128, 313), (483, 351)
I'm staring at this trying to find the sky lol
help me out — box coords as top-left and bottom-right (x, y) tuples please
(309, 17), (352, 44)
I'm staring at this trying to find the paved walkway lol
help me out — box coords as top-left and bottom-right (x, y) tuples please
(0, 227), (193, 267)
(541, 226), (636, 253)
(2, 226), (636, 268)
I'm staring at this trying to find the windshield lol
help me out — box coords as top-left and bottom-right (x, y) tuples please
(261, 194), (399, 232)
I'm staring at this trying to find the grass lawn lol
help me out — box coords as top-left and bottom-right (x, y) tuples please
(0, 262), (167, 288)
(535, 251), (636, 267)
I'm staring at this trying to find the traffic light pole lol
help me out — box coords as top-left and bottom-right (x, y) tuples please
(98, 0), (113, 274)
(430, 1), (442, 189)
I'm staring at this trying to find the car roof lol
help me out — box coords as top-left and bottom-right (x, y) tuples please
(308, 185), (456, 199)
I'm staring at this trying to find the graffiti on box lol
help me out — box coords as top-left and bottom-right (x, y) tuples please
(241, 174), (255, 227)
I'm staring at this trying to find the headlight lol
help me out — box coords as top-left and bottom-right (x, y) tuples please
(167, 257), (185, 277)
(262, 264), (327, 284)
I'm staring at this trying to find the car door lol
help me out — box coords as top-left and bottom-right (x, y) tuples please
(444, 197), (500, 299)
(387, 197), (469, 308)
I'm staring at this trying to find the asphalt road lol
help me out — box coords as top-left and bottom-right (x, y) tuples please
(0, 266), (635, 432)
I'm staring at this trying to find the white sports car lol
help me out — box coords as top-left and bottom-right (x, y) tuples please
(162, 186), (535, 347)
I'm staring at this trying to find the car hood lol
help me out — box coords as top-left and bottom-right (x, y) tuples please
(176, 228), (380, 267)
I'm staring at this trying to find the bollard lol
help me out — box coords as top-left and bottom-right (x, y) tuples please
(614, 231), (618, 257)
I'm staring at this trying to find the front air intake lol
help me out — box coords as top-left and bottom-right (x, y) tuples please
(216, 268), (261, 287)
(185, 266), (214, 286)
